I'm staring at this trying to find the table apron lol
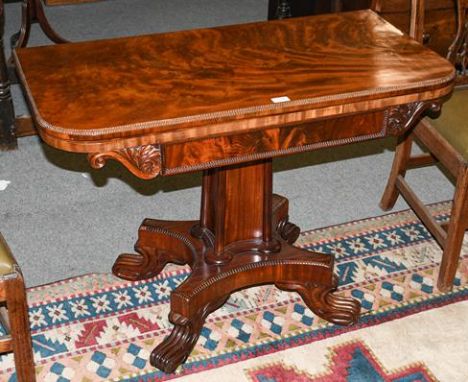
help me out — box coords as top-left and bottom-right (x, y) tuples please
(161, 110), (385, 175)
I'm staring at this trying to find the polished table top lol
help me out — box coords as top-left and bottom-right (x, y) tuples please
(14, 10), (454, 153)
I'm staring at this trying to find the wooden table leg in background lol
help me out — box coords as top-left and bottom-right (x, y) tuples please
(1, 0), (68, 150)
(112, 159), (361, 373)
(10, 0), (68, 49)
(0, 0), (16, 150)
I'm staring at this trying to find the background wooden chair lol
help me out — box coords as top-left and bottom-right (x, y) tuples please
(270, 0), (466, 291)
(380, 0), (467, 292)
(0, 233), (35, 381)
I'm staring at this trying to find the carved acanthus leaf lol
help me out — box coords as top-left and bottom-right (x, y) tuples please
(88, 144), (161, 180)
(386, 101), (441, 136)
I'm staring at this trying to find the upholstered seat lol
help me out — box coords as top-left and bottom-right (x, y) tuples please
(0, 235), (17, 275)
(429, 88), (468, 161)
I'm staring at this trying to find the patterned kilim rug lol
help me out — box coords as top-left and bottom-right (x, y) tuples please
(1, 202), (467, 381)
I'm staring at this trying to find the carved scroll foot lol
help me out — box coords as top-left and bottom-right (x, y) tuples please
(141, 234), (359, 372)
(272, 194), (301, 244)
(112, 247), (166, 281)
(277, 280), (360, 326)
(150, 296), (228, 373)
(112, 220), (201, 281)
(276, 218), (301, 244)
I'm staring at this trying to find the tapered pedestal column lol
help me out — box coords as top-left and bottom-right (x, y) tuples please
(113, 159), (360, 373)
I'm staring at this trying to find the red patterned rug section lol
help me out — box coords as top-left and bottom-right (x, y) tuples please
(246, 340), (436, 382)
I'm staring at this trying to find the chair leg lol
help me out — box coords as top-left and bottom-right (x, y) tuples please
(437, 167), (468, 292)
(6, 275), (36, 382)
(380, 133), (414, 211)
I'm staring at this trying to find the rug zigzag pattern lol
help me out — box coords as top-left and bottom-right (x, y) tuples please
(246, 339), (438, 381)
(0, 202), (466, 381)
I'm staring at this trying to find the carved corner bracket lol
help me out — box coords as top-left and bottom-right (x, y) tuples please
(88, 144), (162, 180)
(385, 101), (442, 136)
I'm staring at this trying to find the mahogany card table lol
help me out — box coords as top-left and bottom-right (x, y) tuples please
(14, 10), (454, 372)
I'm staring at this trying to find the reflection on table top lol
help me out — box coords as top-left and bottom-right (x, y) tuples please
(14, 10), (454, 151)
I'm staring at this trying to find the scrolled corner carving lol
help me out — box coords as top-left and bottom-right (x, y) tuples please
(276, 217), (300, 244)
(385, 101), (441, 136)
(88, 144), (162, 180)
